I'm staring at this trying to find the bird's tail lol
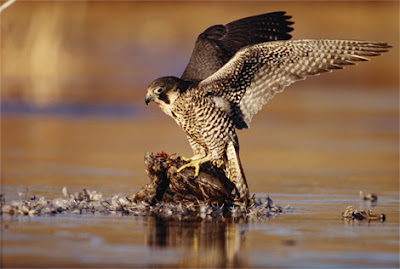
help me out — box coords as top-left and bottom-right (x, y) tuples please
(225, 141), (249, 206)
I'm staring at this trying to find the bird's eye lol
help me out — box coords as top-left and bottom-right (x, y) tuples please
(154, 87), (163, 94)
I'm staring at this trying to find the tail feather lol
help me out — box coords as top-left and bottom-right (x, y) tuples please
(225, 141), (249, 206)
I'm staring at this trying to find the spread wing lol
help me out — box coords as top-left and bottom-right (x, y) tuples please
(181, 12), (294, 82)
(199, 39), (391, 129)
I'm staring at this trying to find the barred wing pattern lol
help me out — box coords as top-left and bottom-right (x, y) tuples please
(181, 12), (294, 82)
(199, 39), (390, 128)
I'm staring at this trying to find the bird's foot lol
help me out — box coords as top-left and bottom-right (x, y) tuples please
(180, 154), (204, 162)
(177, 157), (210, 177)
(180, 156), (191, 162)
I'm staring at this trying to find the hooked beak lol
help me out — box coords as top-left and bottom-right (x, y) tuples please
(145, 92), (154, 105)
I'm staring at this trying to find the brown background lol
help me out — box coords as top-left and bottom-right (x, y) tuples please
(1, 1), (398, 106)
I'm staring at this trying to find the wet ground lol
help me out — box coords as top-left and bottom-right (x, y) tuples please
(1, 87), (399, 268)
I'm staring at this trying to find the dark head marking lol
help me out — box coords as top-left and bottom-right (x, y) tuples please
(146, 76), (193, 105)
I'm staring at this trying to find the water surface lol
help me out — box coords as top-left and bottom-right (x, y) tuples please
(1, 88), (399, 268)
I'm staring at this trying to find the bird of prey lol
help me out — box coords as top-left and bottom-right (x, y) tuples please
(145, 12), (390, 205)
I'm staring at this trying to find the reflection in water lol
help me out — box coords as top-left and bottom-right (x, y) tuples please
(146, 217), (249, 267)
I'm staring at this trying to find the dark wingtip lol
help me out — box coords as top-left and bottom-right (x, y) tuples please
(269, 11), (287, 15)
(286, 26), (295, 32)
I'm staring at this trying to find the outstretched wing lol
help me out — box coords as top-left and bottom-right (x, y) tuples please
(199, 39), (390, 129)
(181, 12), (294, 82)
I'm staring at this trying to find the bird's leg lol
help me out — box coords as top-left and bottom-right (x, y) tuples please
(177, 156), (211, 177)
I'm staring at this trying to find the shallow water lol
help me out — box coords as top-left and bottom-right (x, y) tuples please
(1, 192), (398, 268)
(1, 88), (399, 268)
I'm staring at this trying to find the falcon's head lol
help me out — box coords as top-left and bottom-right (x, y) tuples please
(145, 76), (192, 110)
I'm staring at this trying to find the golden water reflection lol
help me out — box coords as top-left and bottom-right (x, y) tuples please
(2, 193), (398, 268)
(146, 217), (248, 267)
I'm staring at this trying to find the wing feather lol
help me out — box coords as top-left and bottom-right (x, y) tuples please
(181, 12), (294, 82)
(199, 39), (390, 128)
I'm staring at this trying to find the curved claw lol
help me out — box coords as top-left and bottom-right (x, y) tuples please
(177, 157), (210, 177)
(177, 162), (201, 176)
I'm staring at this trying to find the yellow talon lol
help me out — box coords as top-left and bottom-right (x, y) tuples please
(180, 156), (191, 162)
(177, 162), (201, 176)
(177, 157), (210, 177)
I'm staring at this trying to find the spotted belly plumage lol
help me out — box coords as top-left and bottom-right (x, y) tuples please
(168, 88), (248, 202)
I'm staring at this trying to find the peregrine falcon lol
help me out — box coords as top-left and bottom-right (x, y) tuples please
(145, 12), (390, 205)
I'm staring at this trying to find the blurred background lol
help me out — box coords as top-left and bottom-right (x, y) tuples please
(1, 1), (398, 191)
(1, 1), (398, 106)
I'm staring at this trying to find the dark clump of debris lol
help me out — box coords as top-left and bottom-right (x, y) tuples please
(0, 187), (289, 219)
(0, 152), (291, 219)
(342, 206), (386, 222)
(128, 152), (239, 206)
(359, 191), (378, 203)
